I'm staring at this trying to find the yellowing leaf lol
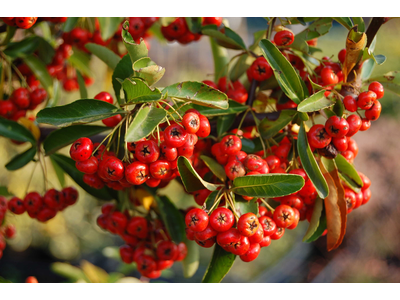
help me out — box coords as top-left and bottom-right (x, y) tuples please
(342, 26), (366, 82)
(136, 188), (154, 211)
(319, 158), (347, 251)
(80, 260), (109, 283)
(17, 117), (40, 140)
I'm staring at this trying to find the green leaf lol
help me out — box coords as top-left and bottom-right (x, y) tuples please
(132, 57), (165, 86)
(202, 25), (246, 50)
(0, 118), (36, 144)
(162, 81), (228, 109)
(122, 78), (162, 103)
(235, 196), (258, 215)
(37, 99), (124, 127)
(98, 17), (122, 41)
(50, 157), (65, 188)
(185, 17), (202, 34)
(37, 37), (56, 65)
(112, 55), (134, 103)
(332, 17), (354, 30)
(297, 122), (329, 199)
(5, 146), (36, 171)
(290, 36), (309, 53)
(204, 190), (221, 211)
(3, 36), (40, 58)
(47, 79), (61, 108)
(231, 174), (304, 198)
(153, 195), (185, 244)
(62, 17), (79, 32)
(352, 17), (365, 32)
(334, 154), (363, 190)
(76, 70), (88, 99)
(259, 110), (297, 139)
(307, 76), (325, 92)
(182, 238), (200, 278)
(209, 37), (229, 82)
(303, 197), (324, 242)
(240, 138), (256, 154)
(184, 100), (247, 117)
(333, 96), (345, 117)
(23, 55), (53, 92)
(200, 155), (226, 182)
(217, 114), (236, 137)
(177, 156), (222, 193)
(202, 245), (236, 283)
(68, 48), (92, 77)
(229, 53), (251, 82)
(125, 105), (166, 143)
(297, 90), (334, 113)
(259, 39), (304, 104)
(0, 186), (13, 196)
(361, 59), (376, 81)
(43, 125), (110, 156)
(296, 18), (333, 40)
(85, 43), (120, 70)
(122, 22), (148, 63)
(50, 153), (113, 200)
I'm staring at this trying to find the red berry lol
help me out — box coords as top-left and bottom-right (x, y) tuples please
(43, 189), (64, 210)
(332, 136), (348, 152)
(24, 192), (43, 213)
(343, 95), (358, 112)
(325, 116), (349, 138)
(193, 189), (211, 206)
(202, 17), (223, 27)
(220, 135), (242, 155)
(346, 114), (362, 137)
(338, 49), (346, 64)
(76, 156), (98, 174)
(126, 216), (148, 239)
(25, 276), (39, 283)
(365, 100), (381, 121)
(15, 17), (37, 29)
(99, 156), (124, 181)
(258, 216), (277, 237)
(94, 91), (114, 104)
(209, 207), (235, 232)
(307, 124), (331, 149)
(237, 213), (260, 237)
(137, 255), (157, 274)
(273, 205), (295, 228)
(321, 66), (339, 86)
(163, 124), (188, 148)
(4, 224), (16, 239)
(120, 245), (134, 264)
(36, 207), (57, 222)
(195, 237), (216, 248)
(359, 172), (371, 191)
(156, 241), (178, 260)
(224, 160), (246, 181)
(247, 57), (273, 82)
(8, 197), (26, 214)
(125, 162), (149, 185)
(70, 137), (93, 161)
(368, 81), (384, 99)
(175, 242), (188, 261)
(102, 114), (122, 127)
(162, 18), (187, 39)
(259, 235), (271, 248)
(11, 88), (30, 109)
(360, 118), (371, 131)
(195, 223), (218, 241)
(270, 227), (285, 240)
(149, 160), (171, 180)
(128, 17), (145, 39)
(240, 243), (260, 262)
(185, 208), (209, 232)
(362, 188), (371, 205)
(202, 80), (218, 89)
(135, 140), (160, 163)
(248, 225), (264, 244)
(62, 187), (79, 206)
(274, 30), (294, 46)
(357, 91), (377, 110)
(197, 115), (211, 138)
(182, 112), (200, 134)
(83, 173), (105, 189)
(160, 142), (178, 161)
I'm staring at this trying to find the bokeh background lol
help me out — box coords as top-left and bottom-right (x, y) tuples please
(1, 17), (400, 283)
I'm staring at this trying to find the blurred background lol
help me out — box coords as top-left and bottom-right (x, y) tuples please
(1, 17), (400, 283)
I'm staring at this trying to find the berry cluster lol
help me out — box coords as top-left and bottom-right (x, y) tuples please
(307, 81), (384, 163)
(0, 87), (47, 121)
(70, 100), (211, 191)
(185, 204), (298, 262)
(203, 76), (248, 104)
(6, 187), (78, 222)
(273, 28), (295, 46)
(1, 17), (38, 29)
(97, 203), (187, 279)
(161, 17), (222, 45)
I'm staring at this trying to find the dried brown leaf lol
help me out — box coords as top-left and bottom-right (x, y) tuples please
(342, 26), (367, 83)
